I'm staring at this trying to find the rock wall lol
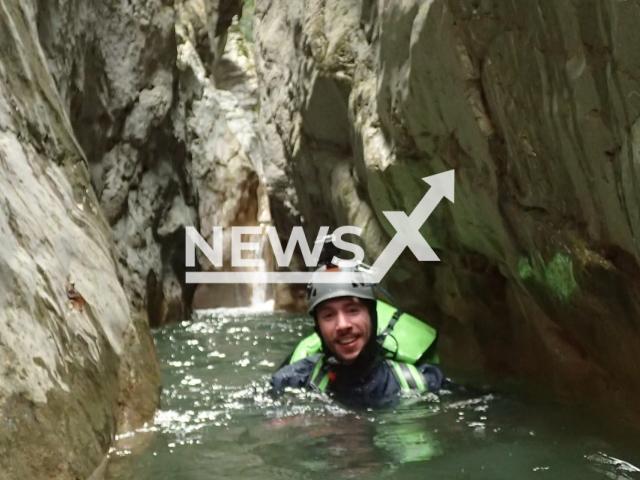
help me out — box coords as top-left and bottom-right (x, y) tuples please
(0, 0), (266, 477)
(177, 2), (274, 309)
(254, 0), (640, 423)
(0, 0), (161, 478)
(34, 0), (268, 324)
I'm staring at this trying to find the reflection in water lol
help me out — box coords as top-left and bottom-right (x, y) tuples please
(102, 310), (640, 480)
(374, 407), (442, 465)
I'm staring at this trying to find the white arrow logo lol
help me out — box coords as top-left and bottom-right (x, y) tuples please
(368, 169), (455, 282)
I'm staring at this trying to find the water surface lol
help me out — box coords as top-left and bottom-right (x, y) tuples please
(104, 309), (640, 480)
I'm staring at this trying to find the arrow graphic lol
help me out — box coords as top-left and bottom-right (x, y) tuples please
(368, 170), (455, 283)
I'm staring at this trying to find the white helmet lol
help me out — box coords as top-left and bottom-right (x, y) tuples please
(306, 264), (376, 315)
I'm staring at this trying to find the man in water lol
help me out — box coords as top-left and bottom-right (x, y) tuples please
(271, 264), (446, 407)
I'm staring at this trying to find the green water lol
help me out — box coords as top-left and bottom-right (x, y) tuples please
(104, 309), (640, 480)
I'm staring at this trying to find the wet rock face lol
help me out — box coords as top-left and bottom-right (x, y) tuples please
(35, 0), (263, 324)
(1, 0), (259, 477)
(36, 0), (191, 326)
(0, 0), (161, 478)
(254, 0), (640, 422)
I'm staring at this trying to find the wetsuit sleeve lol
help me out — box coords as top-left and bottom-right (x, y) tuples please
(416, 363), (447, 391)
(270, 356), (317, 393)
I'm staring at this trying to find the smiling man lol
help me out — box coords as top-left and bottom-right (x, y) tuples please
(316, 296), (372, 363)
(270, 265), (446, 407)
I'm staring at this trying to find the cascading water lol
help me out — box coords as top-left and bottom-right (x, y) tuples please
(250, 224), (273, 309)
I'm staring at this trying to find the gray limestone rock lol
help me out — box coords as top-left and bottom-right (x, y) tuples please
(253, 0), (640, 424)
(0, 0), (262, 478)
(35, 0), (266, 324)
(0, 1), (160, 478)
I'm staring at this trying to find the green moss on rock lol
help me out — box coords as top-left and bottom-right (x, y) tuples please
(518, 253), (579, 301)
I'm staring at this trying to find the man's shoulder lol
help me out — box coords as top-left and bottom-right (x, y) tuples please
(270, 354), (321, 391)
(415, 362), (446, 390)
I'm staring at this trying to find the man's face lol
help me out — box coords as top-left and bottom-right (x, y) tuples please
(316, 296), (372, 363)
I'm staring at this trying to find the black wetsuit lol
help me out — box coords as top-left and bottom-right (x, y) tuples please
(272, 297), (446, 408)
(270, 353), (446, 408)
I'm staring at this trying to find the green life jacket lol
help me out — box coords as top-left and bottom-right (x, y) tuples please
(307, 354), (428, 394)
(289, 300), (439, 365)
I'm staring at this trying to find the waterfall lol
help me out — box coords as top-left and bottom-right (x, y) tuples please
(250, 224), (274, 310)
